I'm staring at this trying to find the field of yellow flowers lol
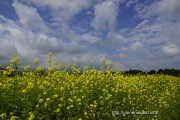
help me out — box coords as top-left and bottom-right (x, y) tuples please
(0, 53), (180, 120)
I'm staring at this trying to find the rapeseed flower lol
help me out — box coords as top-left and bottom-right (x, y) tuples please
(0, 113), (7, 118)
(10, 116), (19, 120)
(28, 112), (35, 120)
(54, 108), (60, 113)
(46, 98), (50, 101)
(34, 59), (39, 64)
(39, 99), (44, 103)
(52, 94), (58, 98)
(24, 65), (31, 71)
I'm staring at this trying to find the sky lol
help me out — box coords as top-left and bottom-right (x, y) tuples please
(0, 0), (180, 71)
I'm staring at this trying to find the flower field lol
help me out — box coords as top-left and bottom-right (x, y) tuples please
(0, 53), (180, 120)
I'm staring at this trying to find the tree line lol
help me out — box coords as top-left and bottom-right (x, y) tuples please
(122, 68), (180, 77)
(1, 65), (180, 77)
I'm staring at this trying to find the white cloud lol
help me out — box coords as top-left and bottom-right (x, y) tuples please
(131, 41), (144, 52)
(1, 0), (180, 71)
(0, 15), (21, 36)
(21, 0), (90, 11)
(115, 53), (127, 59)
(0, 16), (19, 57)
(19, 0), (91, 22)
(81, 33), (100, 44)
(161, 44), (180, 57)
(0, 5), (103, 69)
(0, 16), (84, 68)
(157, 0), (180, 21)
(126, 0), (180, 59)
(105, 31), (127, 47)
(126, 0), (139, 7)
(64, 42), (85, 55)
(91, 0), (119, 31)
(12, 1), (48, 32)
(135, 0), (180, 21)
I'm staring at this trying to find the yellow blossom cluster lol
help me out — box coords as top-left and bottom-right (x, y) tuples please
(0, 53), (179, 119)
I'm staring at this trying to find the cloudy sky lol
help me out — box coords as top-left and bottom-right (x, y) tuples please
(0, 0), (180, 71)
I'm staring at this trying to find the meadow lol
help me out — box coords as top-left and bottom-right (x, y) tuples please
(0, 53), (179, 120)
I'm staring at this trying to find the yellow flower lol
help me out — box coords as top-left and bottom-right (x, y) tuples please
(55, 108), (60, 113)
(48, 52), (53, 56)
(10, 59), (15, 63)
(39, 85), (45, 89)
(43, 91), (47, 95)
(84, 112), (87, 116)
(24, 65), (31, 71)
(0, 83), (3, 87)
(34, 59), (39, 64)
(28, 112), (35, 120)
(3, 70), (9, 75)
(48, 67), (53, 72)
(53, 60), (58, 66)
(44, 102), (48, 107)
(60, 98), (64, 101)
(21, 89), (27, 93)
(9, 112), (14, 116)
(47, 58), (51, 62)
(52, 94), (58, 98)
(36, 105), (39, 108)
(39, 99), (44, 103)
(77, 98), (81, 102)
(36, 67), (44, 72)
(90, 104), (94, 108)
(73, 96), (77, 99)
(0, 113), (7, 118)
(68, 98), (73, 103)
(14, 57), (20, 62)
(28, 82), (34, 89)
(10, 116), (19, 120)
(6, 66), (14, 72)
(58, 104), (62, 107)
(46, 98), (50, 101)
(13, 53), (17, 57)
(60, 87), (64, 91)
(70, 105), (74, 108)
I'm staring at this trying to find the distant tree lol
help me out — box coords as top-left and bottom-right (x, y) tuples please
(156, 68), (180, 77)
(163, 68), (180, 77)
(157, 69), (163, 74)
(125, 69), (146, 76)
(148, 70), (156, 75)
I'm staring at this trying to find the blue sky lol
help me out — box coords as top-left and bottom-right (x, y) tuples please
(0, 0), (180, 71)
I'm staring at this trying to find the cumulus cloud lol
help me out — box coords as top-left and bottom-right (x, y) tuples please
(12, 0), (48, 32)
(127, 0), (180, 54)
(161, 44), (180, 57)
(91, 0), (119, 31)
(0, 16), (19, 56)
(105, 31), (127, 47)
(114, 0), (180, 70)
(135, 0), (180, 21)
(131, 42), (144, 52)
(1, 0), (180, 70)
(64, 42), (85, 55)
(29, 34), (64, 54)
(156, 0), (180, 21)
(81, 33), (100, 44)
(0, 2), (79, 67)
(19, 0), (91, 22)
(126, 0), (139, 7)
